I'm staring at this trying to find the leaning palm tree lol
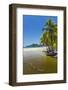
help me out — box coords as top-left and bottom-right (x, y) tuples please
(52, 24), (57, 50)
(43, 19), (55, 50)
(40, 31), (50, 46)
(40, 19), (57, 56)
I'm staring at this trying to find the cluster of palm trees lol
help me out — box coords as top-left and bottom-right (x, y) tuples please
(40, 19), (57, 56)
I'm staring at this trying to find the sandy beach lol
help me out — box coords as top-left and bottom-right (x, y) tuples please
(24, 47), (47, 51)
(23, 47), (57, 75)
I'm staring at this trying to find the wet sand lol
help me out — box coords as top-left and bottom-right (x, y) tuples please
(23, 47), (57, 75)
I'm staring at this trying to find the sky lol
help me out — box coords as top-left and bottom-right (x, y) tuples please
(23, 15), (57, 47)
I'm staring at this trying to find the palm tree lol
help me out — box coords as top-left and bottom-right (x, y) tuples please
(43, 19), (55, 50)
(40, 19), (57, 55)
(40, 31), (49, 46)
(52, 24), (57, 50)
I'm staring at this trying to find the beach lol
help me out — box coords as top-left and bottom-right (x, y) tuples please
(23, 47), (57, 74)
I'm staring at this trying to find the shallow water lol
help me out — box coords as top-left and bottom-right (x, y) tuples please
(23, 48), (57, 75)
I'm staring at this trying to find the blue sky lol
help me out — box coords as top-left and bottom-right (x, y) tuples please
(23, 15), (57, 47)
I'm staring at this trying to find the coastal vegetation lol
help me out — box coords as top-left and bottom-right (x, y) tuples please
(40, 19), (57, 56)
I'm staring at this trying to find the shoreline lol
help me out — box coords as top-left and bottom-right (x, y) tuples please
(23, 47), (47, 51)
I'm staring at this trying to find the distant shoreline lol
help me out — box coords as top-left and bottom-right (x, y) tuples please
(23, 47), (47, 51)
(24, 46), (45, 48)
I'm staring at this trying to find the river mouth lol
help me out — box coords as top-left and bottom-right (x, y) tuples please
(23, 48), (57, 75)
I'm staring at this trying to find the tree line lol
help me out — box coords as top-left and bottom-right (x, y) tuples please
(40, 19), (57, 51)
